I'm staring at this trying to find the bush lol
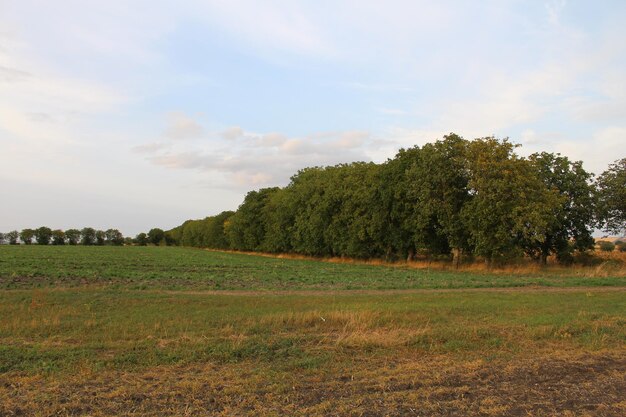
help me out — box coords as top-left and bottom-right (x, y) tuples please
(616, 241), (626, 252)
(598, 241), (616, 252)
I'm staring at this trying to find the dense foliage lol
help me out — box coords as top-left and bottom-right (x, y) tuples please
(166, 134), (624, 265)
(2, 134), (623, 264)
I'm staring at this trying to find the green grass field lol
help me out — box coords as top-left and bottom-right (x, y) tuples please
(0, 246), (624, 416)
(1, 245), (625, 290)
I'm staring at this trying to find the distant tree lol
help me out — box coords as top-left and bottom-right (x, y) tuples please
(164, 231), (176, 246)
(596, 157), (626, 234)
(65, 229), (81, 245)
(105, 229), (124, 245)
(95, 230), (106, 245)
(0, 232), (4, 245)
(6, 230), (19, 245)
(123, 237), (133, 245)
(227, 188), (280, 251)
(51, 229), (66, 245)
(147, 228), (165, 245)
(134, 232), (148, 246)
(20, 229), (35, 245)
(34, 227), (53, 245)
(80, 228), (96, 245)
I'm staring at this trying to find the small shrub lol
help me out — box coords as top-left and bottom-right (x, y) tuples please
(574, 250), (602, 266)
(598, 241), (615, 252)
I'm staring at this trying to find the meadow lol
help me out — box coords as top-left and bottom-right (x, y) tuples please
(0, 246), (624, 416)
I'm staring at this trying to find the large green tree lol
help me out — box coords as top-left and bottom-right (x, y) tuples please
(203, 211), (235, 249)
(105, 229), (124, 245)
(51, 229), (66, 245)
(378, 146), (423, 261)
(148, 228), (165, 245)
(34, 227), (52, 245)
(65, 229), (81, 245)
(323, 163), (384, 258)
(80, 228), (96, 245)
(407, 133), (471, 267)
(287, 168), (337, 256)
(261, 189), (297, 253)
(134, 232), (149, 246)
(462, 138), (558, 265)
(6, 230), (19, 245)
(525, 152), (595, 264)
(227, 188), (280, 251)
(596, 157), (626, 234)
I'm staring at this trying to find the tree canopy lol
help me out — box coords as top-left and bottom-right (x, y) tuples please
(162, 134), (620, 266)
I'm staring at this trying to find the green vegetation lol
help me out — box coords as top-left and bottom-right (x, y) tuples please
(597, 157), (626, 234)
(1, 246), (625, 291)
(168, 135), (625, 266)
(0, 245), (624, 415)
(0, 288), (623, 374)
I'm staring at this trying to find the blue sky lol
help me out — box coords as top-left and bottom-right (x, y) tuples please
(1, 0), (625, 235)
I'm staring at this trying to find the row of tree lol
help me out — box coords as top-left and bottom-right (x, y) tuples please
(0, 228), (125, 246)
(167, 134), (625, 266)
(0, 227), (173, 247)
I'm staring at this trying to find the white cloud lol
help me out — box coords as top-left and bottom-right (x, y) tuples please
(220, 126), (244, 140)
(259, 132), (287, 147)
(140, 127), (374, 187)
(163, 112), (204, 140)
(131, 142), (170, 154)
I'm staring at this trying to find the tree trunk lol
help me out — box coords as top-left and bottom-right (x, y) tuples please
(452, 247), (462, 269)
(485, 257), (492, 269)
(407, 249), (414, 263)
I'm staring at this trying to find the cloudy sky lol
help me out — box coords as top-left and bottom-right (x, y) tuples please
(1, 0), (625, 235)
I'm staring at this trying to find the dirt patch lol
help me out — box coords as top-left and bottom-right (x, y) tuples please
(1, 352), (624, 416)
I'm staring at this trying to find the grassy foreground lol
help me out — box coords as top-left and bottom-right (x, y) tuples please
(0, 246), (624, 416)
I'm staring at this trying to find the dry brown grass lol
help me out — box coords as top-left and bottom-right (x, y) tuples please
(1, 351), (623, 416)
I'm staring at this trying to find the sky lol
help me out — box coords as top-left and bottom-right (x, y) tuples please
(1, 0), (625, 236)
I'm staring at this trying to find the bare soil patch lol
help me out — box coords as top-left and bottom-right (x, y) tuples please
(1, 352), (624, 416)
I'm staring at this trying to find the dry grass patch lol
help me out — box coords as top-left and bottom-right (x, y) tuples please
(1, 352), (624, 416)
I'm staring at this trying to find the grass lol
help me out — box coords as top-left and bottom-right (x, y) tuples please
(0, 245), (624, 290)
(0, 289), (624, 374)
(0, 246), (624, 415)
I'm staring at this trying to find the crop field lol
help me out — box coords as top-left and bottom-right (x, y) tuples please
(1, 245), (626, 291)
(0, 246), (625, 416)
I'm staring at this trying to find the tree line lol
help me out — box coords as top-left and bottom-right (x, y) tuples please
(167, 134), (625, 266)
(0, 227), (171, 246)
(0, 227), (125, 246)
